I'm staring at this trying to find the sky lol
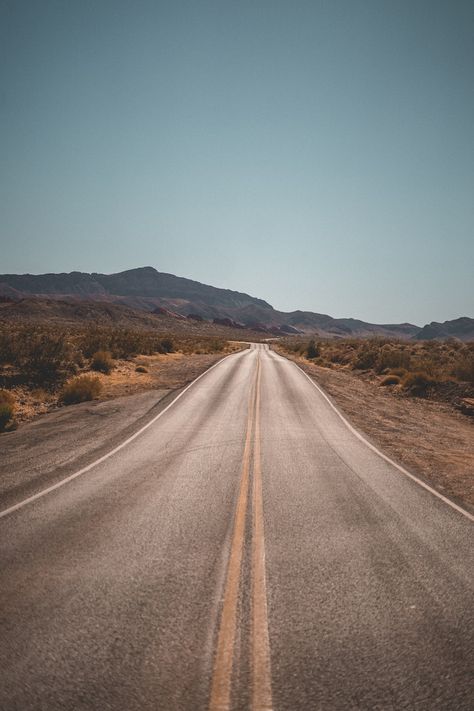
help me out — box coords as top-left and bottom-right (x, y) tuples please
(1, 0), (473, 326)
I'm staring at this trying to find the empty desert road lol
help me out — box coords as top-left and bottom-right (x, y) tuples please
(1, 344), (473, 710)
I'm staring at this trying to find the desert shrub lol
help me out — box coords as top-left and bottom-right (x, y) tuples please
(0, 389), (15, 431)
(411, 355), (439, 376)
(353, 347), (378, 370)
(18, 328), (75, 383)
(79, 327), (147, 360)
(31, 388), (50, 401)
(207, 339), (225, 353)
(183, 338), (226, 354)
(380, 374), (400, 386)
(452, 352), (474, 383)
(389, 367), (407, 377)
(306, 340), (320, 359)
(0, 329), (15, 365)
(279, 339), (307, 356)
(91, 350), (114, 374)
(61, 375), (102, 405)
(402, 371), (436, 397)
(110, 330), (143, 358)
(74, 352), (85, 368)
(327, 349), (348, 364)
(160, 338), (174, 353)
(135, 365), (148, 373)
(376, 346), (411, 373)
(79, 327), (111, 358)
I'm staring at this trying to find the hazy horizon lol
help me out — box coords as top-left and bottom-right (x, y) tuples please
(2, 1), (473, 325)
(3, 262), (473, 327)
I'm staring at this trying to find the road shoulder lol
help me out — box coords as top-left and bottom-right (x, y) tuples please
(0, 389), (178, 510)
(274, 348), (474, 514)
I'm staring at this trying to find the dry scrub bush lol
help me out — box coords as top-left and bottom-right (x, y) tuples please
(326, 349), (349, 364)
(402, 371), (435, 396)
(160, 338), (174, 353)
(0, 389), (15, 431)
(78, 328), (174, 360)
(306, 340), (320, 359)
(0, 330), (14, 365)
(353, 348), (378, 370)
(79, 328), (111, 358)
(178, 337), (225, 354)
(389, 368), (407, 377)
(452, 352), (474, 383)
(0, 326), (75, 383)
(380, 374), (400, 386)
(278, 337), (474, 401)
(282, 339), (307, 356)
(61, 375), (102, 405)
(376, 346), (411, 373)
(91, 350), (114, 374)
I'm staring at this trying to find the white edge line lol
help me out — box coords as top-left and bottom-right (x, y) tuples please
(0, 349), (246, 520)
(275, 351), (474, 523)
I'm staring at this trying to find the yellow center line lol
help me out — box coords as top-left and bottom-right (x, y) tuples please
(251, 358), (273, 710)
(209, 353), (273, 711)
(208, 360), (258, 711)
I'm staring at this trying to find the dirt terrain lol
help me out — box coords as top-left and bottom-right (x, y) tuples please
(8, 350), (235, 425)
(0, 349), (244, 507)
(276, 349), (474, 512)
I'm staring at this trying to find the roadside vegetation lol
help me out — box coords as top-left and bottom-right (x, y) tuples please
(0, 389), (16, 432)
(0, 324), (234, 430)
(278, 337), (474, 409)
(61, 375), (103, 405)
(277, 337), (474, 508)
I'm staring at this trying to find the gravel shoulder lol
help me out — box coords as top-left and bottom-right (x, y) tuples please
(276, 349), (474, 513)
(9, 351), (234, 424)
(0, 352), (230, 509)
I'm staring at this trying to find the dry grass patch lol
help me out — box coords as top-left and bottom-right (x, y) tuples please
(0, 389), (16, 431)
(90, 350), (115, 374)
(61, 375), (102, 405)
(0, 321), (243, 426)
(380, 374), (400, 386)
(278, 337), (474, 406)
(274, 345), (474, 510)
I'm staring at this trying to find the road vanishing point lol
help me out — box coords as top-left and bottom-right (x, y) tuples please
(1, 344), (473, 710)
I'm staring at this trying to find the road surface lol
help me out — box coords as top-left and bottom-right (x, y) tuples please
(1, 344), (473, 710)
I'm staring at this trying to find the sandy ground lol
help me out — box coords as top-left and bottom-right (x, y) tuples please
(275, 349), (474, 512)
(8, 351), (236, 425)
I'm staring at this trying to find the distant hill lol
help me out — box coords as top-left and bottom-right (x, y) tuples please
(0, 297), (263, 339)
(0, 266), (271, 312)
(1, 266), (471, 339)
(414, 317), (474, 341)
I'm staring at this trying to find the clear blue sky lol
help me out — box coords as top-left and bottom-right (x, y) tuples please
(1, 1), (473, 325)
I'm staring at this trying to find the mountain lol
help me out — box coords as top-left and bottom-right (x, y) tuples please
(1, 266), (469, 339)
(0, 297), (265, 339)
(414, 317), (474, 341)
(0, 267), (271, 313)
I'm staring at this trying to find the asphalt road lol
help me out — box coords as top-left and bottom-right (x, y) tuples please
(1, 344), (473, 710)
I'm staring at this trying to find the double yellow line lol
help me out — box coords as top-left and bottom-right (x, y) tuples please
(209, 356), (273, 711)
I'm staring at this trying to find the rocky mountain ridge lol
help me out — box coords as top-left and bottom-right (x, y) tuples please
(1, 266), (472, 339)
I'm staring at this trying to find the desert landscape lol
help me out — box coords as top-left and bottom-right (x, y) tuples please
(0, 272), (471, 420)
(2, 2), (473, 708)
(1, 271), (472, 515)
